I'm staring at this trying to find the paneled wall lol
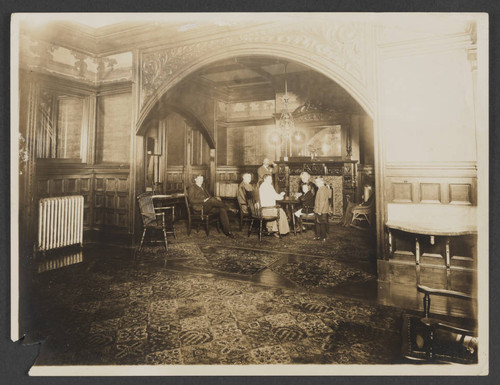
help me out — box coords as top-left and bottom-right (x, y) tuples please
(96, 92), (132, 164)
(385, 163), (477, 206)
(19, 71), (134, 248)
(94, 171), (130, 229)
(36, 163), (130, 232)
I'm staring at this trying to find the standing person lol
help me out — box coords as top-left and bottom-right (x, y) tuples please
(187, 175), (234, 238)
(259, 174), (290, 237)
(237, 173), (254, 214)
(257, 158), (278, 183)
(313, 176), (330, 241)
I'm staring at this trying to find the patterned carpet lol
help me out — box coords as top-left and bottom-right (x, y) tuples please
(139, 243), (284, 275)
(25, 223), (408, 366)
(30, 266), (403, 366)
(270, 258), (375, 289)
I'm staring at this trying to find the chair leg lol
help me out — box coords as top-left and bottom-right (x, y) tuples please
(187, 218), (192, 236)
(139, 228), (147, 252)
(239, 213), (243, 232)
(162, 227), (168, 251)
(205, 220), (210, 237)
(248, 219), (254, 237)
(298, 217), (302, 234)
(258, 220), (263, 241)
(277, 219), (281, 239)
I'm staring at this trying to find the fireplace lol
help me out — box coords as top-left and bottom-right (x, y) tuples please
(275, 158), (357, 219)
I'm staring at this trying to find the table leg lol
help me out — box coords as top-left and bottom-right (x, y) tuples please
(388, 230), (393, 254)
(415, 237), (420, 265)
(445, 238), (451, 268)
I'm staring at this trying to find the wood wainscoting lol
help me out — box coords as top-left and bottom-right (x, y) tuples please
(379, 161), (478, 296)
(35, 160), (132, 244)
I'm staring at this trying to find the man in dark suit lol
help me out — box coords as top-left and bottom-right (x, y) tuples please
(187, 175), (234, 238)
(257, 158), (278, 183)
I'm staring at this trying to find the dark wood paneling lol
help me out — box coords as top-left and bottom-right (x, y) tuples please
(35, 163), (130, 232)
(95, 92), (132, 164)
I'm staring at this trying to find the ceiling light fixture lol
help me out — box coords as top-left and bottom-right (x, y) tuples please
(278, 62), (296, 160)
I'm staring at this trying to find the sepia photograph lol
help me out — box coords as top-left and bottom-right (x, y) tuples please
(10, 12), (489, 375)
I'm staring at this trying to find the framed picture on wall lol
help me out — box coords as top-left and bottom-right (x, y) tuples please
(305, 125), (342, 157)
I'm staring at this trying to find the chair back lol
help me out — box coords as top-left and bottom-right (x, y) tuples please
(137, 192), (156, 226)
(245, 190), (260, 218)
(183, 189), (195, 219)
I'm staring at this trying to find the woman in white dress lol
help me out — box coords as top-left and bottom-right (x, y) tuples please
(258, 174), (290, 236)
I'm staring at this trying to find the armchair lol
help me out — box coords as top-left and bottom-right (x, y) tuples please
(402, 284), (477, 363)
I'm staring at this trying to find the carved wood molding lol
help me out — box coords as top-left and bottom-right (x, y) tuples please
(139, 21), (374, 126)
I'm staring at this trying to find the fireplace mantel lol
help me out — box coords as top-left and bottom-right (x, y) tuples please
(275, 158), (358, 219)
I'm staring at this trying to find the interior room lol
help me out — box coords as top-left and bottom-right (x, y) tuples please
(12, 14), (486, 371)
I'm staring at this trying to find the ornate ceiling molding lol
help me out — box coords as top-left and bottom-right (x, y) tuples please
(139, 21), (375, 129)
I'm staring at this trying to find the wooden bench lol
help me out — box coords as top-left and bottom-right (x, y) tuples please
(385, 203), (477, 267)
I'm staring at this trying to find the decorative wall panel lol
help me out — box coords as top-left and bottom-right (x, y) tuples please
(392, 183), (413, 203)
(449, 184), (472, 205)
(19, 36), (133, 86)
(420, 183), (441, 203)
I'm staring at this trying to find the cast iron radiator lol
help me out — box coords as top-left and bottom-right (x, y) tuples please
(38, 195), (84, 252)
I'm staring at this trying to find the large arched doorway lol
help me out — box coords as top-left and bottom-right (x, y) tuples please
(136, 54), (378, 252)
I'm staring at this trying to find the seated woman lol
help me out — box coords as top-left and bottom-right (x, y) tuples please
(258, 174), (290, 237)
(294, 183), (315, 218)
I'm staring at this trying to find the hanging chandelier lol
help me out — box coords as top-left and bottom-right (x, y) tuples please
(278, 63), (295, 160)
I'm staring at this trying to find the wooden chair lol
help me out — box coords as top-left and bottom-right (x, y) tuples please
(351, 194), (374, 227)
(402, 285), (477, 363)
(184, 191), (220, 237)
(246, 190), (280, 241)
(137, 193), (168, 262)
(237, 195), (253, 232)
(297, 206), (315, 234)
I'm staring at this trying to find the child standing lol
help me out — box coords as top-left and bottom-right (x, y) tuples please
(314, 176), (330, 241)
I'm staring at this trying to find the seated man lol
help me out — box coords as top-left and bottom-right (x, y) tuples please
(237, 173), (254, 215)
(187, 175), (234, 238)
(259, 174), (290, 237)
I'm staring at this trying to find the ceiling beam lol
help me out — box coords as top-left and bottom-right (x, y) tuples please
(212, 75), (272, 88)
